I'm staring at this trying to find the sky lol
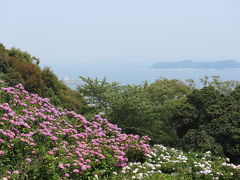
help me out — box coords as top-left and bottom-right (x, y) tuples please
(0, 0), (240, 66)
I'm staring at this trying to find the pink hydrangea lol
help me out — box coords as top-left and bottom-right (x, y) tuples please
(13, 170), (19, 175)
(0, 150), (4, 155)
(0, 84), (152, 178)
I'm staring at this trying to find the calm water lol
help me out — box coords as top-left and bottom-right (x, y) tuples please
(42, 62), (240, 89)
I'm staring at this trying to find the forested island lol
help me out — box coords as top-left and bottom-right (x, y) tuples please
(151, 60), (240, 69)
(1, 44), (240, 179)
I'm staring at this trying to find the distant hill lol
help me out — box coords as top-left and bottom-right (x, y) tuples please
(151, 60), (240, 69)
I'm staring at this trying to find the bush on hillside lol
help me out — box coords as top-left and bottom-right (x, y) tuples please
(0, 82), (151, 179)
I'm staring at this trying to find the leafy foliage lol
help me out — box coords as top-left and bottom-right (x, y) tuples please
(1, 82), (240, 179)
(2, 42), (240, 179)
(8, 47), (39, 65)
(109, 144), (240, 180)
(174, 85), (240, 163)
(0, 43), (86, 113)
(78, 77), (191, 145)
(0, 83), (151, 179)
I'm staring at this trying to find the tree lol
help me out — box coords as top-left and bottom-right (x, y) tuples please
(8, 57), (45, 95)
(144, 78), (192, 144)
(8, 47), (39, 65)
(200, 75), (239, 94)
(42, 67), (61, 92)
(174, 85), (240, 163)
(3, 71), (24, 87)
(0, 43), (87, 113)
(146, 77), (191, 106)
(107, 85), (153, 130)
(77, 76), (121, 113)
(77, 77), (191, 145)
(0, 43), (10, 74)
(182, 130), (223, 155)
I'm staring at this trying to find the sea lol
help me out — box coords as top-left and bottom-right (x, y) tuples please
(41, 62), (240, 90)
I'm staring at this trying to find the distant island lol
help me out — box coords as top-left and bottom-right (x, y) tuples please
(151, 60), (240, 69)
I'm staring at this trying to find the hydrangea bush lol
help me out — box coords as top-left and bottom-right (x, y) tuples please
(0, 82), (151, 179)
(1, 81), (240, 180)
(110, 144), (240, 180)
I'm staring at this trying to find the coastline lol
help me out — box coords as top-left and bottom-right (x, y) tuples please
(150, 68), (240, 71)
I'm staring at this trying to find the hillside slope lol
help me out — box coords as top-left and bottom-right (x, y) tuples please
(0, 43), (86, 113)
(1, 82), (240, 180)
(0, 82), (150, 179)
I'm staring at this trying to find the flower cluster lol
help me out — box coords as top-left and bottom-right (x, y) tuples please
(110, 144), (240, 180)
(0, 83), (151, 179)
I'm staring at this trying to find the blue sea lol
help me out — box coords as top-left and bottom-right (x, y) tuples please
(41, 62), (240, 90)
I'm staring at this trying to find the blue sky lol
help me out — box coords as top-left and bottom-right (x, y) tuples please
(0, 0), (239, 65)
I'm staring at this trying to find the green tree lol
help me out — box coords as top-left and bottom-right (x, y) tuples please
(77, 76), (121, 113)
(107, 85), (154, 133)
(182, 130), (223, 155)
(146, 77), (191, 106)
(200, 75), (239, 94)
(42, 67), (62, 92)
(77, 77), (191, 145)
(8, 57), (45, 95)
(41, 67), (87, 113)
(0, 43), (10, 74)
(8, 47), (39, 65)
(0, 43), (87, 113)
(174, 85), (240, 163)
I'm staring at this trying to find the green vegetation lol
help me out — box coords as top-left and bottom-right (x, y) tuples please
(1, 80), (240, 180)
(0, 82), (151, 179)
(78, 75), (240, 164)
(78, 77), (191, 145)
(108, 144), (240, 180)
(1, 43), (240, 179)
(174, 85), (240, 163)
(0, 43), (87, 113)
